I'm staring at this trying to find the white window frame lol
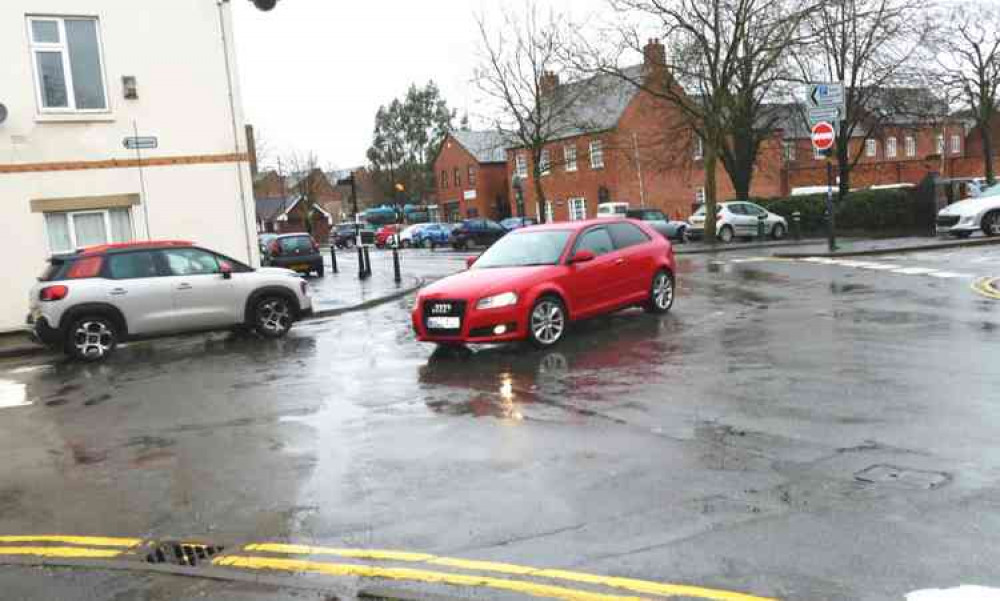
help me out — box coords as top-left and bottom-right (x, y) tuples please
(936, 135), (944, 155)
(544, 200), (554, 223)
(693, 136), (704, 160)
(515, 153), (528, 178)
(782, 141), (796, 162)
(950, 134), (961, 154)
(27, 15), (109, 114)
(564, 145), (577, 172)
(43, 207), (133, 255)
(886, 137), (897, 158)
(568, 197), (587, 221)
(540, 149), (551, 176)
(589, 140), (604, 169)
(695, 187), (706, 205)
(865, 139), (877, 158)
(905, 136), (916, 157)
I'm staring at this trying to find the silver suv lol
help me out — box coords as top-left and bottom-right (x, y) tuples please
(28, 240), (313, 361)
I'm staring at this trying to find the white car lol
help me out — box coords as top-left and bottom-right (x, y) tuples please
(687, 201), (788, 243)
(936, 183), (1000, 238)
(597, 202), (630, 218)
(398, 223), (428, 248)
(28, 240), (312, 361)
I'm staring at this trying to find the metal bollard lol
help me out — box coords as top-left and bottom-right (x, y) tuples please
(757, 214), (767, 242)
(392, 246), (401, 284)
(329, 244), (338, 274)
(792, 211), (802, 241)
(357, 245), (365, 279)
(362, 246), (372, 279)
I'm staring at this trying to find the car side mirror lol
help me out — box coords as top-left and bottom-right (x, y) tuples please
(570, 249), (595, 264)
(220, 263), (233, 280)
(465, 256), (478, 269)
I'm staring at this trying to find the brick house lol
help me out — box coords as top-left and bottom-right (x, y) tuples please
(433, 131), (510, 222)
(253, 168), (340, 238)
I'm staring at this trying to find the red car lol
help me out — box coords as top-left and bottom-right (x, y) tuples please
(375, 224), (401, 248)
(411, 219), (676, 348)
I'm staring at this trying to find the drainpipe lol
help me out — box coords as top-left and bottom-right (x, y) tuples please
(216, 0), (254, 263)
(632, 132), (646, 208)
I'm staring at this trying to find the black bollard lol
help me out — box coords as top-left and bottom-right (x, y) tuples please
(792, 211), (802, 241)
(329, 244), (338, 274)
(362, 246), (372, 279)
(357, 245), (365, 279)
(392, 246), (402, 284)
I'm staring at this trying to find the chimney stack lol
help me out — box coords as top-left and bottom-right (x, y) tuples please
(643, 38), (666, 69)
(540, 71), (560, 96)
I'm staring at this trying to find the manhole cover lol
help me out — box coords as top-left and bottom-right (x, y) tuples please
(854, 464), (950, 489)
(145, 542), (224, 566)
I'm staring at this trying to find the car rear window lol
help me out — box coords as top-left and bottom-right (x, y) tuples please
(39, 258), (71, 281)
(279, 236), (314, 252)
(108, 251), (158, 279)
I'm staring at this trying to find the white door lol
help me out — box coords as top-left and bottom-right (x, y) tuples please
(159, 248), (240, 330)
(103, 251), (176, 335)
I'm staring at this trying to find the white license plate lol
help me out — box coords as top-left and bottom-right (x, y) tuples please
(427, 316), (460, 329)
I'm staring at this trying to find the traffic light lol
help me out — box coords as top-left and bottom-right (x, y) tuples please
(250, 0), (279, 11)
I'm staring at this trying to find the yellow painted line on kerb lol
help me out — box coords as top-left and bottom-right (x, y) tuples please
(242, 543), (775, 601)
(215, 555), (642, 601)
(0, 546), (123, 559)
(0, 535), (140, 548)
(972, 277), (1000, 300)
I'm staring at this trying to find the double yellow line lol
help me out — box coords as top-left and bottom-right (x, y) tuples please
(0, 535), (140, 559)
(972, 277), (1000, 300)
(216, 543), (776, 601)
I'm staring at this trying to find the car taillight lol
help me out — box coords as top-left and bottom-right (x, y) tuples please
(40, 285), (69, 302)
(311, 240), (319, 252)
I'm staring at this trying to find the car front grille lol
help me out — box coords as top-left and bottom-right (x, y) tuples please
(422, 299), (466, 335)
(936, 215), (960, 227)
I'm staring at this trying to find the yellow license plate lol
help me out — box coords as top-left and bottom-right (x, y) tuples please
(290, 264), (309, 271)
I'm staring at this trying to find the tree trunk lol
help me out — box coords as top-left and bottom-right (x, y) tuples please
(728, 137), (755, 201)
(704, 140), (718, 243)
(981, 120), (996, 186)
(531, 156), (547, 223)
(836, 136), (850, 198)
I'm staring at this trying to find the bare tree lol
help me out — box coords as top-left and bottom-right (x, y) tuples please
(282, 151), (326, 235)
(577, 0), (816, 239)
(930, 2), (1000, 185)
(475, 4), (601, 222)
(793, 0), (936, 197)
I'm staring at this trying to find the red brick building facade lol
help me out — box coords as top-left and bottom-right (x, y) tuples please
(433, 131), (510, 222)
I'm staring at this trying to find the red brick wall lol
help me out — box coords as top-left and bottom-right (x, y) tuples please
(434, 134), (510, 221)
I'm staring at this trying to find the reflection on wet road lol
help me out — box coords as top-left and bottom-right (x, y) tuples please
(0, 246), (999, 600)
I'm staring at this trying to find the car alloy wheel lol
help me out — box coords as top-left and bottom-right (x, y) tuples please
(68, 317), (117, 361)
(772, 223), (786, 240)
(719, 225), (734, 243)
(646, 270), (675, 314)
(983, 211), (1000, 237)
(529, 297), (566, 348)
(255, 296), (293, 338)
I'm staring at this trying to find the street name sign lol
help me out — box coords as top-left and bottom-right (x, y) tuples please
(123, 136), (158, 150)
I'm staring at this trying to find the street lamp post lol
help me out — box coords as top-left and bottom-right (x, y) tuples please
(511, 175), (524, 218)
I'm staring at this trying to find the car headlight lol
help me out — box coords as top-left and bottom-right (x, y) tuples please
(476, 291), (518, 310)
(960, 214), (976, 224)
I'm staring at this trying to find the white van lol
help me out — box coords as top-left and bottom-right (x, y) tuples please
(597, 202), (630, 218)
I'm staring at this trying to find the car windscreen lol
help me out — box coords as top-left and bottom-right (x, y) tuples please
(473, 230), (572, 268)
(278, 236), (314, 252)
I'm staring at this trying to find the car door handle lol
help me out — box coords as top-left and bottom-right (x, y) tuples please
(109, 288), (128, 296)
(176, 283), (193, 291)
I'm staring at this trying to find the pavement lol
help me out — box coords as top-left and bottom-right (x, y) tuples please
(0, 242), (999, 600)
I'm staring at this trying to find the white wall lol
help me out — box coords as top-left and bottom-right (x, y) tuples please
(0, 0), (257, 332)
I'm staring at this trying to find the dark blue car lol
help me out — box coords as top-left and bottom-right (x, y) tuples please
(412, 223), (456, 249)
(500, 217), (538, 231)
(450, 219), (507, 250)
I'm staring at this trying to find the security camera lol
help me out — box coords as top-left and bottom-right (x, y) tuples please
(250, 0), (278, 10)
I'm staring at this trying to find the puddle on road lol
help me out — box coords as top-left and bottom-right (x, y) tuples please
(0, 379), (30, 409)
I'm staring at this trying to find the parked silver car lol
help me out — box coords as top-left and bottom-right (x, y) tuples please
(28, 240), (312, 361)
(687, 201), (787, 243)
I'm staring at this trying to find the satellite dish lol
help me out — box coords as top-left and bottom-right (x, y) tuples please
(0, 104), (7, 125)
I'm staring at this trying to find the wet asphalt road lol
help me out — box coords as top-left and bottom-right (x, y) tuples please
(0, 245), (999, 600)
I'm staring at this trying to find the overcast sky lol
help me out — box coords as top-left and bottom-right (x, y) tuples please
(232, 0), (608, 171)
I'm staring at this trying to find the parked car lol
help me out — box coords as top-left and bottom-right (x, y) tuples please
(399, 223), (429, 248)
(450, 219), (507, 250)
(262, 233), (324, 276)
(413, 223), (456, 249)
(412, 219), (676, 348)
(28, 240), (312, 361)
(375, 224), (402, 248)
(597, 202), (630, 218)
(936, 183), (1000, 238)
(331, 223), (376, 248)
(686, 201), (787, 243)
(625, 208), (688, 242)
(501, 217), (539, 231)
(258, 233), (278, 260)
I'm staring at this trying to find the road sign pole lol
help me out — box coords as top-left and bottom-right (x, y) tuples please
(826, 158), (837, 253)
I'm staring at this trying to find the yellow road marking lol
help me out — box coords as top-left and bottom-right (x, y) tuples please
(0, 546), (123, 559)
(972, 277), (1000, 300)
(241, 543), (775, 600)
(0, 535), (140, 548)
(215, 555), (642, 601)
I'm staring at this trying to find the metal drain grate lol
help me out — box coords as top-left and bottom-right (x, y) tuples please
(145, 542), (224, 566)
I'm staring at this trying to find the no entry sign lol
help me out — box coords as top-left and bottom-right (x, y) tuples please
(811, 121), (836, 152)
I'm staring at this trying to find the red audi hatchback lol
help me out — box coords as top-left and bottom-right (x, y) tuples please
(411, 219), (676, 348)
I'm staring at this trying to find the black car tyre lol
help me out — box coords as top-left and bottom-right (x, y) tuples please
(982, 211), (1000, 237)
(254, 295), (294, 338)
(316, 264), (325, 278)
(771, 223), (787, 240)
(65, 315), (118, 362)
(718, 225), (735, 243)
(644, 270), (675, 314)
(528, 296), (567, 349)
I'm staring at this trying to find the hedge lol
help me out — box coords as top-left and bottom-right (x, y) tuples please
(748, 188), (935, 235)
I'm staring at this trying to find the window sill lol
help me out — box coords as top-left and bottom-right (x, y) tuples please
(35, 112), (115, 124)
